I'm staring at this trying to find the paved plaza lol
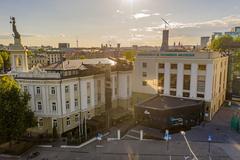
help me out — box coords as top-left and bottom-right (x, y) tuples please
(1, 106), (240, 160)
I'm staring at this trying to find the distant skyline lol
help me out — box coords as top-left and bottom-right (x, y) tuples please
(1, 0), (240, 47)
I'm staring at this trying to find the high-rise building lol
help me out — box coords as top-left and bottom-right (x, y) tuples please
(160, 30), (169, 52)
(58, 43), (70, 49)
(200, 37), (210, 49)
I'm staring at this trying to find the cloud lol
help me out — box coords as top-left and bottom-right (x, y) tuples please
(152, 13), (160, 16)
(0, 34), (37, 39)
(165, 13), (172, 17)
(129, 28), (143, 32)
(144, 15), (240, 32)
(141, 9), (150, 13)
(116, 10), (124, 14)
(133, 13), (151, 19)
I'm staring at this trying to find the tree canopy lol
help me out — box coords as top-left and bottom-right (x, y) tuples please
(210, 35), (240, 53)
(0, 50), (10, 72)
(0, 76), (36, 142)
(123, 50), (136, 62)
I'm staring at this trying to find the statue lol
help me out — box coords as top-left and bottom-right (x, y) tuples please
(10, 17), (21, 41)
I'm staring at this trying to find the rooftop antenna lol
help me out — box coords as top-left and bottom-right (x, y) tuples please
(76, 39), (79, 48)
(161, 18), (169, 30)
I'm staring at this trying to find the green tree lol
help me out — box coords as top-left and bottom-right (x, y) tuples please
(210, 35), (234, 53)
(0, 76), (36, 147)
(0, 55), (3, 71)
(80, 55), (86, 60)
(123, 50), (136, 62)
(0, 51), (10, 72)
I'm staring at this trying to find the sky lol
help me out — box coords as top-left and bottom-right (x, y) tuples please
(1, 0), (240, 47)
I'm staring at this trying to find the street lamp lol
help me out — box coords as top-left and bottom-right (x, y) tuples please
(164, 130), (172, 160)
(208, 136), (212, 160)
(180, 131), (199, 160)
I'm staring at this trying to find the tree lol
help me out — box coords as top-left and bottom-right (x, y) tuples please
(123, 50), (136, 62)
(0, 51), (10, 72)
(210, 35), (234, 53)
(80, 55), (86, 60)
(0, 55), (3, 72)
(0, 76), (36, 146)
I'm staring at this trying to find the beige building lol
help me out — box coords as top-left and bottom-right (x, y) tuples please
(28, 50), (63, 69)
(9, 37), (133, 136)
(133, 51), (228, 120)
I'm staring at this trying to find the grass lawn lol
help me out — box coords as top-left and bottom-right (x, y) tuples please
(0, 141), (33, 155)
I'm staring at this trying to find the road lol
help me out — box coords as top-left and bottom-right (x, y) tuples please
(2, 106), (240, 160)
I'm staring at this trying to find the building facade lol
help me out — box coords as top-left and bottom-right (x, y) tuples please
(133, 52), (228, 121)
(10, 42), (133, 136)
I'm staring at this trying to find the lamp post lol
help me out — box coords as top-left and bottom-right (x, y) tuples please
(164, 130), (172, 160)
(208, 136), (212, 160)
(180, 131), (198, 160)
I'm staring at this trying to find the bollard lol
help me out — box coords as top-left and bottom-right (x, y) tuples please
(140, 130), (143, 141)
(117, 129), (121, 140)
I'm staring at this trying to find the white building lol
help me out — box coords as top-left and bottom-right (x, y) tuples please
(133, 51), (228, 120)
(9, 40), (133, 135)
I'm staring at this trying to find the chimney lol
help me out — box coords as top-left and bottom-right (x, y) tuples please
(160, 30), (169, 52)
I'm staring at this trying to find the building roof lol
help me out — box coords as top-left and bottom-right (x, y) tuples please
(137, 95), (203, 111)
(44, 58), (116, 71)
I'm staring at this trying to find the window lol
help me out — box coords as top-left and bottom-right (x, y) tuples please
(127, 75), (130, 96)
(170, 91), (176, 96)
(87, 82), (91, 90)
(52, 102), (56, 111)
(184, 64), (191, 70)
(170, 74), (177, 89)
(23, 86), (28, 93)
(97, 80), (102, 102)
(87, 96), (91, 105)
(171, 64), (177, 70)
(142, 72), (147, 77)
(74, 84), (78, 91)
(74, 99), (78, 108)
(37, 102), (42, 111)
(53, 119), (57, 128)
(142, 81), (147, 86)
(114, 77), (118, 96)
(66, 101), (70, 110)
(158, 73), (164, 88)
(158, 89), (164, 94)
(142, 62), (147, 68)
(115, 87), (118, 96)
(98, 93), (101, 103)
(183, 92), (190, 97)
(66, 117), (70, 126)
(198, 64), (206, 71)
(159, 63), (165, 69)
(65, 86), (69, 93)
(197, 94), (204, 98)
(36, 87), (41, 94)
(183, 75), (190, 90)
(197, 76), (206, 92)
(75, 114), (79, 122)
(38, 118), (43, 127)
(51, 87), (56, 95)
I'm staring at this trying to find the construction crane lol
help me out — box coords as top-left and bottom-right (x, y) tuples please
(161, 17), (170, 30)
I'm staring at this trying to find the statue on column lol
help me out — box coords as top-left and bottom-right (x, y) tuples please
(10, 17), (21, 45)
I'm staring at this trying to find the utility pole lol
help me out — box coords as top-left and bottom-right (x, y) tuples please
(85, 113), (87, 140)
